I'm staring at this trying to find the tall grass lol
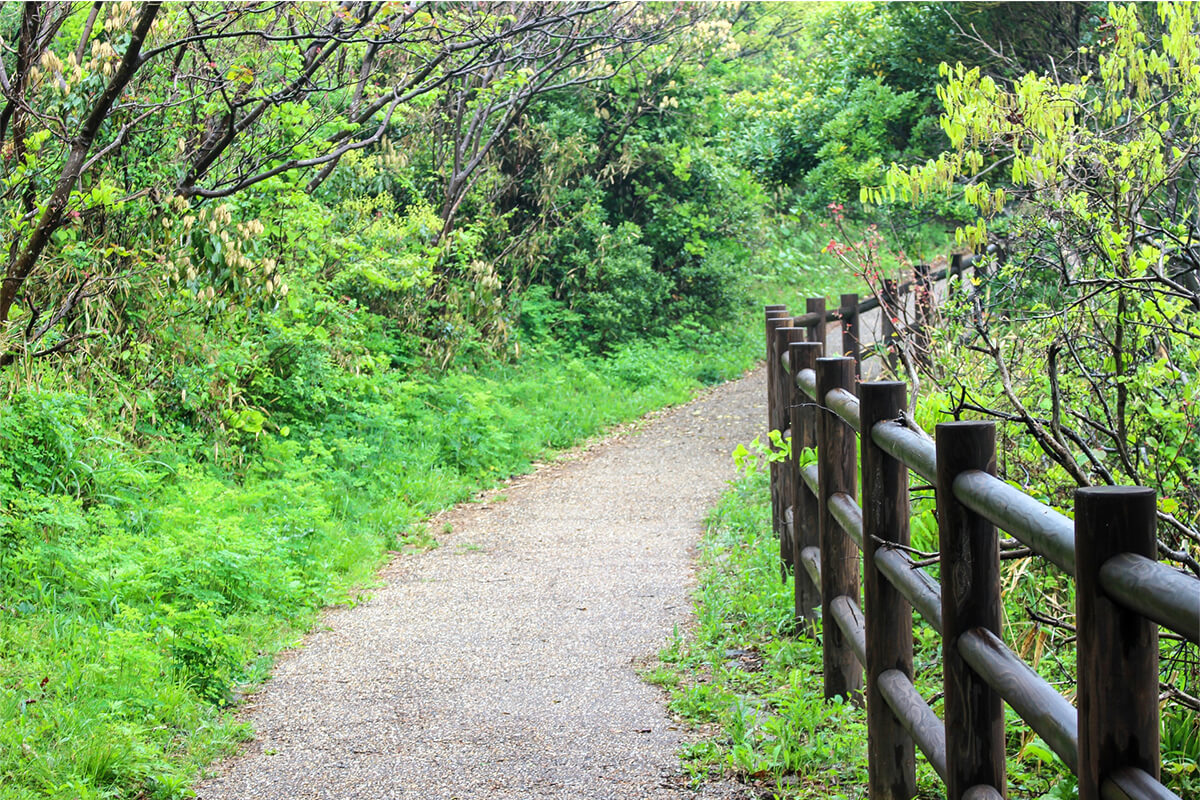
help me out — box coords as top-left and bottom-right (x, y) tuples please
(0, 316), (766, 800)
(652, 453), (1199, 799)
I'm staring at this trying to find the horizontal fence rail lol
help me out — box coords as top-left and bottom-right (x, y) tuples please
(764, 295), (1200, 800)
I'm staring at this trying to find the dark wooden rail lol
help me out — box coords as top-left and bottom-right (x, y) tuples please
(764, 296), (1200, 800)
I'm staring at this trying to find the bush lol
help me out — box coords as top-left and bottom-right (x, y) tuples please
(0, 390), (93, 497)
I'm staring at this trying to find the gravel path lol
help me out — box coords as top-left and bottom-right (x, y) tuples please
(196, 370), (765, 800)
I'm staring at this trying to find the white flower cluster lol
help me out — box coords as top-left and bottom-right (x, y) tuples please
(163, 199), (288, 304)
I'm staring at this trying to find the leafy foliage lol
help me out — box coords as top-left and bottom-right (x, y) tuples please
(659, 464), (1199, 798)
(0, 319), (767, 799)
(873, 2), (1200, 570)
(4, 2), (1196, 797)
(726, 2), (955, 219)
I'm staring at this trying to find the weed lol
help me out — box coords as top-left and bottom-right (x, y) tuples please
(663, 468), (1197, 799)
(654, 473), (876, 797)
(0, 314), (767, 799)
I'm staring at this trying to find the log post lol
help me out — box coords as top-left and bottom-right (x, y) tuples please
(913, 264), (933, 366)
(807, 297), (827, 352)
(861, 382), (915, 800)
(816, 356), (862, 701)
(775, 325), (806, 580)
(936, 421), (1005, 799)
(880, 279), (899, 375)
(790, 340), (824, 628)
(841, 293), (861, 379)
(766, 308), (790, 548)
(1075, 487), (1160, 800)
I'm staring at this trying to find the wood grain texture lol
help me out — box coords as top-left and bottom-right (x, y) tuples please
(801, 462), (820, 494)
(817, 357), (862, 702)
(800, 545), (822, 589)
(953, 469), (1076, 576)
(1099, 553), (1200, 644)
(827, 387), (862, 431)
(874, 546), (943, 635)
(765, 311), (790, 550)
(1100, 766), (1181, 800)
(831, 594), (868, 665)
(871, 421), (937, 483)
(806, 297), (827, 355)
(1076, 487), (1161, 800)
(775, 326), (805, 580)
(877, 668), (947, 783)
(936, 421), (1005, 800)
(797, 367), (817, 401)
(957, 627), (1078, 773)
(861, 382), (916, 800)
(790, 340), (824, 627)
(828, 491), (864, 551)
(880, 279), (899, 374)
(841, 293), (861, 378)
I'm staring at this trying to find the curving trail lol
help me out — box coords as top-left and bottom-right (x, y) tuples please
(197, 370), (765, 799)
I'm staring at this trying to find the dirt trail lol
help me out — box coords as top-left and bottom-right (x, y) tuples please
(197, 370), (765, 799)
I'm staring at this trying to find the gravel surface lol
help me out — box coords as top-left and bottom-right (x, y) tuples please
(196, 369), (766, 800)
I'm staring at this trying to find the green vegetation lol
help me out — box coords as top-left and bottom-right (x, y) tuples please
(648, 471), (881, 799)
(656, 464), (1200, 799)
(874, 3), (1200, 540)
(2, 1), (1198, 798)
(0, 4), (859, 794)
(650, 3), (1200, 797)
(0, 319), (768, 799)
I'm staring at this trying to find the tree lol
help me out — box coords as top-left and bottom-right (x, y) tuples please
(0, 1), (663, 366)
(470, 2), (775, 348)
(872, 1), (1200, 569)
(423, 2), (691, 242)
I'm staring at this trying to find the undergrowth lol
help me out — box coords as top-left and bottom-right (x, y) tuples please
(0, 317), (761, 800)
(647, 472), (912, 799)
(0, 210), (870, 799)
(653, 463), (1199, 799)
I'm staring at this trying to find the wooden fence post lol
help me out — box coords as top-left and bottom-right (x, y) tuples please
(790, 340), (824, 628)
(949, 253), (964, 306)
(807, 297), (827, 351)
(861, 382), (915, 800)
(775, 325), (806, 580)
(816, 356), (862, 701)
(841, 292), (861, 378)
(880, 279), (899, 375)
(1075, 487), (1160, 800)
(766, 308), (790, 549)
(936, 421), (1005, 799)
(913, 264), (933, 366)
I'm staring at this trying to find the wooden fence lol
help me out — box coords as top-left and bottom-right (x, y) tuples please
(780, 251), (982, 377)
(763, 290), (1200, 800)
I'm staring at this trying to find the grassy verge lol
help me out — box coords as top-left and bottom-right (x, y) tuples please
(0, 209), (878, 799)
(645, 469), (901, 799)
(0, 315), (764, 800)
(648, 451), (1199, 799)
(746, 214), (951, 306)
